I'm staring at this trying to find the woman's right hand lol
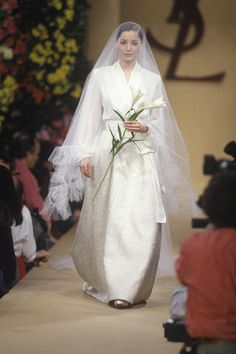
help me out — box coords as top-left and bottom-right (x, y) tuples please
(36, 249), (50, 261)
(79, 157), (91, 177)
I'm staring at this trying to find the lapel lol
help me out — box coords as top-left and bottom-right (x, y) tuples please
(111, 61), (144, 114)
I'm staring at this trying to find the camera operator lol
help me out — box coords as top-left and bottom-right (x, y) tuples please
(175, 170), (236, 354)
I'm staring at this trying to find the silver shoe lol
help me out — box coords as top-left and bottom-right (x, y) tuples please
(109, 299), (132, 309)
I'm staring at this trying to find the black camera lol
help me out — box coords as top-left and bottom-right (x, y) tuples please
(192, 140), (236, 228)
(203, 141), (236, 175)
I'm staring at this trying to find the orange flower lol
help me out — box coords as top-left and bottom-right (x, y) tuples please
(32, 88), (45, 104)
(14, 35), (27, 55)
(27, 84), (45, 104)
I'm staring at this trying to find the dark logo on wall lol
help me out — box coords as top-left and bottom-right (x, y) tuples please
(147, 0), (225, 81)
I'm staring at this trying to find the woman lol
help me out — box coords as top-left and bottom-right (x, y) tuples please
(44, 22), (193, 309)
(11, 180), (50, 280)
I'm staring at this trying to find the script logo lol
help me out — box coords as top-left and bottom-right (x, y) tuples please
(147, 0), (225, 81)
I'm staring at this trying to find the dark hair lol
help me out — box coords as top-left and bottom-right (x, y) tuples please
(14, 179), (24, 206)
(201, 171), (236, 228)
(0, 166), (23, 226)
(116, 22), (144, 42)
(39, 140), (55, 160)
(10, 133), (36, 159)
(0, 135), (13, 166)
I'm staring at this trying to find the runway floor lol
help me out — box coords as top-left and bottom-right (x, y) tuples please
(0, 225), (182, 354)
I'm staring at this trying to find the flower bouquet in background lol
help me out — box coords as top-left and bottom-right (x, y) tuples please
(92, 89), (166, 200)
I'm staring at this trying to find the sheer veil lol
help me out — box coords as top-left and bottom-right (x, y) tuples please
(43, 21), (194, 231)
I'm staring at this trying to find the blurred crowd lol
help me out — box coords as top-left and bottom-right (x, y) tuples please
(0, 131), (81, 298)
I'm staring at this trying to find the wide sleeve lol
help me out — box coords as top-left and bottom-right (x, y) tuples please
(43, 69), (103, 220)
(63, 69), (103, 156)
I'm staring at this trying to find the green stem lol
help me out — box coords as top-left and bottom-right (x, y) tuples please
(92, 125), (140, 201)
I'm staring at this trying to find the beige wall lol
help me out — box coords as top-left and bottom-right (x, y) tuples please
(85, 0), (236, 246)
(85, 0), (120, 62)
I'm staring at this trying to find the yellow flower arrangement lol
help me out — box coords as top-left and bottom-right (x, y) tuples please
(56, 17), (66, 29)
(66, 0), (75, 8)
(47, 64), (70, 84)
(62, 55), (75, 65)
(35, 70), (45, 81)
(0, 0), (89, 130)
(4, 75), (17, 88)
(30, 40), (54, 66)
(29, 51), (46, 66)
(0, 46), (13, 60)
(50, 0), (63, 11)
(64, 39), (78, 53)
(32, 24), (48, 40)
(53, 30), (65, 42)
(53, 52), (60, 61)
(64, 9), (74, 21)
(53, 81), (70, 95)
(0, 75), (17, 115)
(71, 84), (82, 98)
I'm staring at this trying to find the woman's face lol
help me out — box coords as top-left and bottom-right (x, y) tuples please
(26, 140), (40, 168)
(117, 30), (141, 64)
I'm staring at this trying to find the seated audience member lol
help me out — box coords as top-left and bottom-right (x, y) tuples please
(0, 165), (23, 297)
(10, 133), (56, 249)
(0, 165), (22, 227)
(11, 180), (50, 280)
(10, 133), (43, 213)
(0, 220), (16, 298)
(175, 171), (236, 354)
(0, 144), (13, 171)
(32, 140), (54, 199)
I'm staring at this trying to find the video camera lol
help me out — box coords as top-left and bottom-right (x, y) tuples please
(203, 141), (236, 175)
(192, 140), (236, 228)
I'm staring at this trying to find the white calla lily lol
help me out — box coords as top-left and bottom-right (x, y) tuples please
(131, 88), (144, 106)
(141, 96), (166, 110)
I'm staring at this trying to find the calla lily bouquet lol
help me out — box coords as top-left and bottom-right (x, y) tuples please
(92, 90), (166, 200)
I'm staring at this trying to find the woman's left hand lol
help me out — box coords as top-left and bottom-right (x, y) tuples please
(124, 121), (148, 134)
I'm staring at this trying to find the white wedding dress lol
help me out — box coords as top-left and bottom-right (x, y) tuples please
(71, 62), (174, 304)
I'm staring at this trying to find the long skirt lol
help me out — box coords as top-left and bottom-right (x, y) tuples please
(71, 128), (168, 304)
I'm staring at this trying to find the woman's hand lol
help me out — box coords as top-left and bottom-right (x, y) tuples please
(124, 121), (148, 134)
(36, 250), (50, 261)
(79, 157), (92, 177)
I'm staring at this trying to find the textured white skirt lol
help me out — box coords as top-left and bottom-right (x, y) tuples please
(71, 127), (171, 304)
